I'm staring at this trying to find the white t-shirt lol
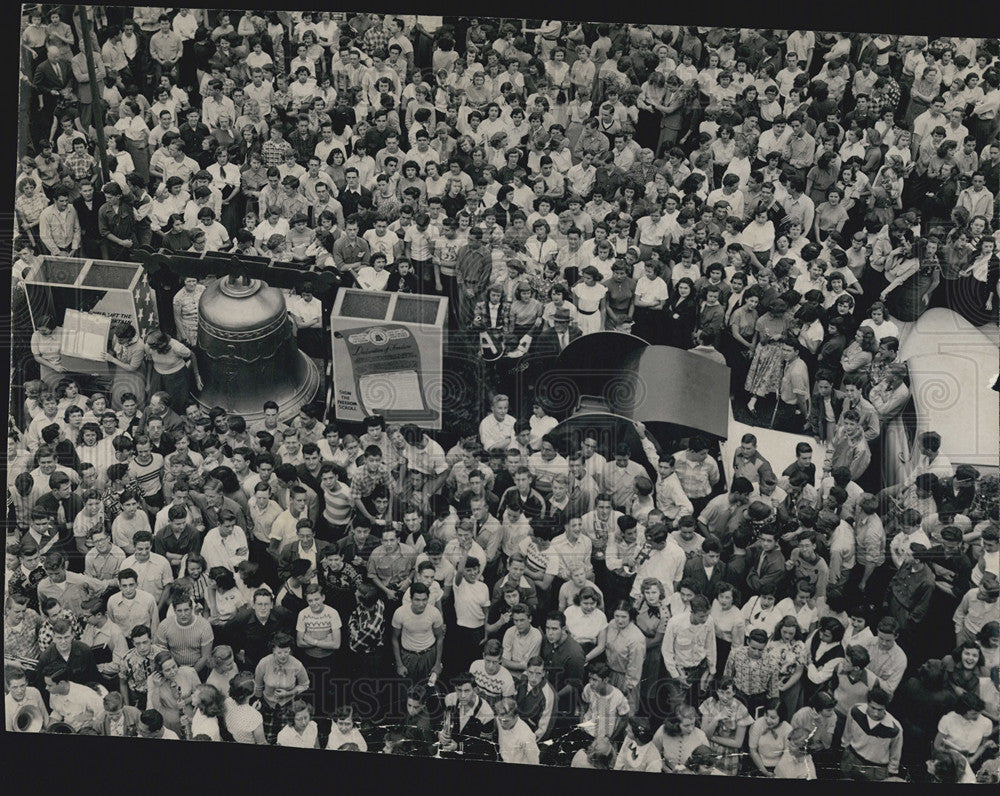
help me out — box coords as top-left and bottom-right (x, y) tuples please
(391, 603), (443, 652)
(363, 229), (400, 264)
(498, 716), (540, 764)
(564, 605), (609, 645)
(937, 711), (994, 755)
(453, 577), (491, 629)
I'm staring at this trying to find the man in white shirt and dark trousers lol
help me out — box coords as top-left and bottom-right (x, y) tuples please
(449, 553), (491, 677)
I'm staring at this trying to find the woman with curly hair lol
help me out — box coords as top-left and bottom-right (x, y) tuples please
(472, 282), (510, 334)
(653, 704), (709, 773)
(767, 615), (808, 717)
(699, 676), (754, 775)
(508, 279), (545, 340)
(635, 578), (675, 719)
(662, 275), (700, 350)
(186, 682), (235, 741)
(839, 325), (879, 390)
(275, 699), (318, 748)
(147, 650), (201, 736)
(744, 298), (791, 414)
(533, 278), (574, 325)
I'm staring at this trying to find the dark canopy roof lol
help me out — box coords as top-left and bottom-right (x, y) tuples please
(550, 333), (730, 438)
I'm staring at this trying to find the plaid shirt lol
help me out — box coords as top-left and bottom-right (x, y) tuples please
(869, 77), (901, 118)
(350, 464), (394, 502)
(38, 609), (84, 654)
(724, 645), (780, 698)
(672, 451), (720, 500)
(16, 191), (50, 227)
(262, 139), (293, 169)
(360, 22), (392, 56)
(348, 599), (385, 653)
(64, 151), (97, 182)
(103, 481), (141, 524)
(121, 643), (168, 695)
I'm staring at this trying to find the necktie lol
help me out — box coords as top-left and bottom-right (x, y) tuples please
(53, 62), (61, 82)
(757, 550), (766, 576)
(559, 332), (567, 348)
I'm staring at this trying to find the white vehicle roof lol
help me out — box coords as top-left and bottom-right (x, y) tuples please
(895, 309), (999, 472)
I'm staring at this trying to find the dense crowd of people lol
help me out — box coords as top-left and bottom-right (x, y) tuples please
(7, 7), (1000, 784)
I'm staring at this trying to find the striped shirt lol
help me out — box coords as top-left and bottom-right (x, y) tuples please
(517, 537), (559, 582)
(322, 484), (353, 526)
(128, 454), (164, 498)
(349, 465), (394, 502)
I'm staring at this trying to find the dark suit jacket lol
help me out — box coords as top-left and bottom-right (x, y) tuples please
(145, 408), (186, 437)
(745, 544), (787, 594)
(33, 58), (74, 96)
(190, 494), (249, 535)
(934, 478), (975, 516)
(35, 492), (84, 539)
(683, 558), (726, 598)
(277, 540), (333, 581)
(532, 324), (583, 361)
(339, 187), (373, 218)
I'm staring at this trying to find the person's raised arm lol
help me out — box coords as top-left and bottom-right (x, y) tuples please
(585, 624), (607, 664)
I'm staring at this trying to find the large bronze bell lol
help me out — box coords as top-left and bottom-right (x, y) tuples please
(193, 275), (320, 423)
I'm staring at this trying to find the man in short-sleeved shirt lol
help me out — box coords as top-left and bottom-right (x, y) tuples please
(121, 539), (174, 606)
(776, 341), (810, 433)
(392, 599), (444, 654)
(154, 599), (213, 672)
(580, 663), (630, 739)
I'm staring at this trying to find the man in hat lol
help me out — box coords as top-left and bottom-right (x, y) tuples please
(934, 465), (980, 517)
(534, 306), (582, 358)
